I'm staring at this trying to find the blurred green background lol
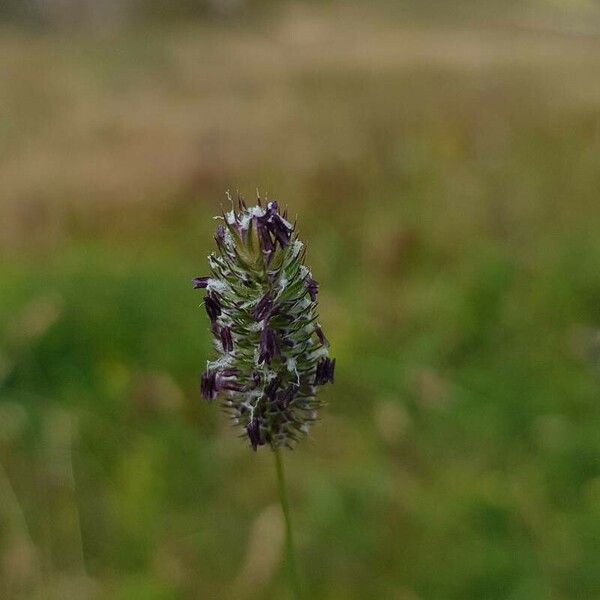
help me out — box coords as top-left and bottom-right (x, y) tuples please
(1, 1), (600, 598)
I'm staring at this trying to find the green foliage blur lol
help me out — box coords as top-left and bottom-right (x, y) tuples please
(1, 2), (600, 598)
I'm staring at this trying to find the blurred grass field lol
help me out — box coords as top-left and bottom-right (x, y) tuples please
(1, 2), (600, 599)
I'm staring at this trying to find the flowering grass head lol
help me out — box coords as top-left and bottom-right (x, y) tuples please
(194, 194), (335, 450)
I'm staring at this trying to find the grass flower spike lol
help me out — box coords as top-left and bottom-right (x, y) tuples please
(194, 193), (335, 451)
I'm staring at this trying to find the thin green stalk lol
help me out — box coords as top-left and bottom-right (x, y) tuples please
(273, 446), (302, 599)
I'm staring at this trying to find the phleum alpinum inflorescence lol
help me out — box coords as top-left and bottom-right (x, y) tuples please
(193, 193), (335, 451)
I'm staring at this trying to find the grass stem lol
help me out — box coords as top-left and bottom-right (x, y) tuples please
(273, 446), (301, 599)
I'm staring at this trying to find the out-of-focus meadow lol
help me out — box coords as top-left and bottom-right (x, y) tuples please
(1, 1), (600, 598)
